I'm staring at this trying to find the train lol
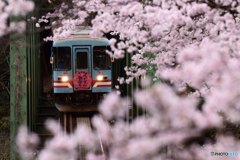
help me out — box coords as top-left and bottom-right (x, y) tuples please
(50, 27), (112, 112)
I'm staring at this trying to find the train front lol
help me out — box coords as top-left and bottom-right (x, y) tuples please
(51, 36), (112, 112)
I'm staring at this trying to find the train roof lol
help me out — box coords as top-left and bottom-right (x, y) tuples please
(53, 35), (109, 47)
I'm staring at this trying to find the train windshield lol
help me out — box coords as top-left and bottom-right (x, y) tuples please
(53, 47), (71, 70)
(93, 46), (111, 70)
(77, 52), (88, 69)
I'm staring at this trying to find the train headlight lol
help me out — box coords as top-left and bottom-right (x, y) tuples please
(62, 76), (69, 82)
(97, 75), (103, 80)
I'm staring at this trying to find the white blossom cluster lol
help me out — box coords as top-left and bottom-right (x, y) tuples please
(15, 0), (240, 159)
(0, 0), (34, 36)
(16, 85), (240, 159)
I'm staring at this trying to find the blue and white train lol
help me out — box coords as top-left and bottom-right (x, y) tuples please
(50, 29), (112, 112)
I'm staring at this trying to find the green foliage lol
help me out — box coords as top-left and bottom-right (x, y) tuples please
(0, 116), (9, 133)
(141, 52), (160, 83)
(0, 140), (10, 160)
(0, 107), (8, 118)
(0, 105), (9, 133)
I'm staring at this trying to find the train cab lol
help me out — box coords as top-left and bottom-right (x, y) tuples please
(51, 34), (112, 112)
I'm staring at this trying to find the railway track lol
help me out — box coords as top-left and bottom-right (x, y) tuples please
(59, 112), (105, 160)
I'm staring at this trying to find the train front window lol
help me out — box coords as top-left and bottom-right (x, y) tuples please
(93, 46), (111, 70)
(53, 47), (71, 70)
(77, 52), (88, 69)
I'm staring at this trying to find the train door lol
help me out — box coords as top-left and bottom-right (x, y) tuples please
(73, 46), (92, 91)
